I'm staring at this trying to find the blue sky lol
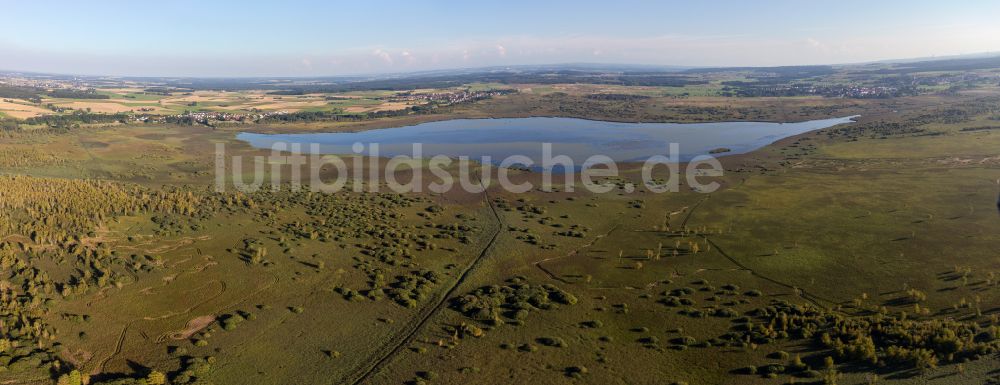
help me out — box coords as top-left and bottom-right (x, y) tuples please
(2, 0), (999, 76)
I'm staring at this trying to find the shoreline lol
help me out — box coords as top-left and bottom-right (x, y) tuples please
(227, 114), (862, 135)
(230, 115), (861, 170)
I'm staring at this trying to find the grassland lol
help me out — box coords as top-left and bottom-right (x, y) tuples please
(0, 89), (423, 120)
(358, 91), (1000, 385)
(2, 73), (1000, 385)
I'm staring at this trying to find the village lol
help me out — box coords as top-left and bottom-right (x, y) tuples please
(388, 89), (518, 104)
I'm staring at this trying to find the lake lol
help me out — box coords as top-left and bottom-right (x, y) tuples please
(236, 116), (857, 166)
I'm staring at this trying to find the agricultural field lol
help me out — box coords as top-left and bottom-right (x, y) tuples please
(0, 86), (497, 126)
(38, 90), (412, 116)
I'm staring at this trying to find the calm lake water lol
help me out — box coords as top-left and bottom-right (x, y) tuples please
(237, 116), (857, 165)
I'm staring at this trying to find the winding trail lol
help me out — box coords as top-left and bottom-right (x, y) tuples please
(95, 321), (132, 375)
(534, 197), (706, 283)
(143, 280), (227, 321)
(535, 222), (622, 283)
(344, 178), (504, 385)
(679, 191), (841, 309)
(0, 234), (29, 243)
(680, 196), (709, 229)
(701, 237), (838, 309)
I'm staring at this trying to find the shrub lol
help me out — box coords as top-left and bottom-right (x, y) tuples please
(763, 364), (785, 374)
(417, 371), (438, 380)
(538, 337), (568, 348)
(565, 366), (588, 378)
(639, 336), (660, 344)
(580, 320), (603, 328)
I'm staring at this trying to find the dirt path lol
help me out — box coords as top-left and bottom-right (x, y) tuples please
(344, 177), (505, 385)
(702, 237), (839, 308)
(535, 221), (622, 283)
(94, 321), (132, 375)
(680, 196), (710, 229)
(163, 315), (215, 341)
(0, 234), (30, 243)
(678, 190), (841, 308)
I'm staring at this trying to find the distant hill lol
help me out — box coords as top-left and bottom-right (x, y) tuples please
(4, 52), (1000, 92)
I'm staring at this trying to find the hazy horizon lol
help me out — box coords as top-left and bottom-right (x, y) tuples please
(3, 0), (1000, 77)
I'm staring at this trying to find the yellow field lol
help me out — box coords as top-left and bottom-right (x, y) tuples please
(0, 99), (51, 118)
(53, 101), (147, 113)
(344, 101), (414, 113)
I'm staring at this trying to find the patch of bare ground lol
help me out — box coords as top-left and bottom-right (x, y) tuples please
(167, 315), (215, 340)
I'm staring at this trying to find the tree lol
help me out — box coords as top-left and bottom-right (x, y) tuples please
(146, 370), (167, 385)
(823, 356), (835, 369)
(56, 370), (82, 385)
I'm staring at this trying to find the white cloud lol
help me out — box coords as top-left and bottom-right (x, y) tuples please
(401, 50), (415, 65)
(3, 25), (1000, 76)
(372, 49), (393, 65)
